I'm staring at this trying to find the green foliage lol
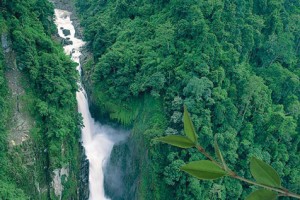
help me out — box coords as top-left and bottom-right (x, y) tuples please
(183, 105), (197, 143)
(0, 180), (29, 200)
(155, 135), (195, 148)
(181, 160), (227, 180)
(132, 96), (169, 199)
(0, 19), (26, 198)
(156, 106), (199, 148)
(76, 0), (300, 199)
(250, 157), (281, 188)
(0, 0), (81, 198)
(214, 136), (228, 171)
(245, 189), (277, 200)
(156, 107), (299, 199)
(92, 84), (142, 125)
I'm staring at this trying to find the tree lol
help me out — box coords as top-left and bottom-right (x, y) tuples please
(156, 107), (300, 199)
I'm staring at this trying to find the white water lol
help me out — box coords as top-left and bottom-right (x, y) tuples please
(54, 9), (126, 200)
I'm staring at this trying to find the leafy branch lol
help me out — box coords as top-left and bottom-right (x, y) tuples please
(155, 106), (300, 200)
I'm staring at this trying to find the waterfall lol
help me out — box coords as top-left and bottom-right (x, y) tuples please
(54, 9), (126, 200)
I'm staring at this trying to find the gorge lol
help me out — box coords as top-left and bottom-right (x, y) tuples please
(0, 0), (299, 199)
(54, 8), (128, 200)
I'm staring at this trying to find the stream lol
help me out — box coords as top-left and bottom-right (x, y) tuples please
(54, 9), (127, 200)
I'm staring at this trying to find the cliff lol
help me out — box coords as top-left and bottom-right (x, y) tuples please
(0, 1), (82, 199)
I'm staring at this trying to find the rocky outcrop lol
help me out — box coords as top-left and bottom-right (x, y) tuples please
(1, 33), (32, 146)
(62, 37), (73, 45)
(52, 167), (69, 199)
(62, 28), (71, 36)
(50, 0), (92, 89)
(1, 32), (48, 198)
(105, 137), (142, 200)
(49, 0), (84, 38)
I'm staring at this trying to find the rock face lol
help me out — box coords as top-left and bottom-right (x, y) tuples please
(79, 145), (90, 200)
(1, 33), (10, 53)
(52, 167), (69, 199)
(1, 33), (32, 146)
(1, 33), (48, 198)
(62, 28), (71, 36)
(105, 138), (139, 200)
(62, 38), (73, 45)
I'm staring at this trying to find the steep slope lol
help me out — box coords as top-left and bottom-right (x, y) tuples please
(0, 1), (81, 199)
(76, 0), (300, 199)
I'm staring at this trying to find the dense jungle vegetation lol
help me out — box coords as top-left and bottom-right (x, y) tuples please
(76, 0), (300, 199)
(0, 0), (81, 199)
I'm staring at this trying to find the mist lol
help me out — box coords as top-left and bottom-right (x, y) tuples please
(54, 9), (129, 200)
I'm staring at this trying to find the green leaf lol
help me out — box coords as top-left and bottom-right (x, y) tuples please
(245, 189), (277, 200)
(181, 160), (227, 180)
(250, 157), (281, 187)
(214, 135), (228, 171)
(155, 135), (195, 148)
(183, 105), (197, 143)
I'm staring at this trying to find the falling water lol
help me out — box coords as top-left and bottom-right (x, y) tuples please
(54, 9), (126, 200)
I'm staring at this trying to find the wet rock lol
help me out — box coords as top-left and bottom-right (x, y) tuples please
(50, 1), (89, 198)
(62, 29), (71, 36)
(105, 138), (137, 200)
(50, 0), (84, 39)
(62, 38), (73, 45)
(79, 145), (89, 200)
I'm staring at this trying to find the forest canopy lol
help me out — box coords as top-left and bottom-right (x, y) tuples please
(0, 0), (81, 198)
(76, 0), (300, 199)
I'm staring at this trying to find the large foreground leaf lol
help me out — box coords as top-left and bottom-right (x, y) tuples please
(155, 135), (195, 148)
(245, 189), (277, 200)
(214, 135), (228, 171)
(181, 160), (227, 180)
(183, 105), (197, 143)
(250, 157), (281, 187)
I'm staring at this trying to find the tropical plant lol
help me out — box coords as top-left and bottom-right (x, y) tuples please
(155, 106), (300, 200)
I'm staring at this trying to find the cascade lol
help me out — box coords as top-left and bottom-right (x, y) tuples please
(54, 9), (126, 200)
